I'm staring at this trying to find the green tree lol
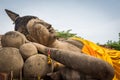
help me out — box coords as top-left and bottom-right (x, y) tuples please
(105, 33), (120, 50)
(56, 29), (76, 39)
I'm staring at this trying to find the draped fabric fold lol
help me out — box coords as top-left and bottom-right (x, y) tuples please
(71, 37), (120, 80)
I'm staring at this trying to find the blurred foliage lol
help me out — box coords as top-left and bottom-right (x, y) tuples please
(105, 40), (120, 50)
(56, 29), (77, 39)
(56, 29), (120, 50)
(105, 33), (120, 50)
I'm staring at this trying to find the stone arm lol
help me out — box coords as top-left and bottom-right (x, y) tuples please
(33, 43), (114, 80)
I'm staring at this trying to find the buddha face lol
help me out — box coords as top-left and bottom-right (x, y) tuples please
(5, 9), (56, 46)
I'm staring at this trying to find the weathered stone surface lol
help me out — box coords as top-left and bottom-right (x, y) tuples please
(23, 54), (53, 78)
(0, 47), (24, 78)
(19, 43), (37, 60)
(1, 31), (28, 48)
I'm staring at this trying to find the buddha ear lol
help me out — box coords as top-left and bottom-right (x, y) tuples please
(5, 9), (20, 22)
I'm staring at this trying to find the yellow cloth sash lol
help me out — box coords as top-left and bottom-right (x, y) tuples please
(71, 37), (120, 80)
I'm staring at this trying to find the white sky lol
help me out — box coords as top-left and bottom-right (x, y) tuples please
(0, 0), (120, 44)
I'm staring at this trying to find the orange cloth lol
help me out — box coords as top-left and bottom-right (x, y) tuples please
(71, 37), (120, 80)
